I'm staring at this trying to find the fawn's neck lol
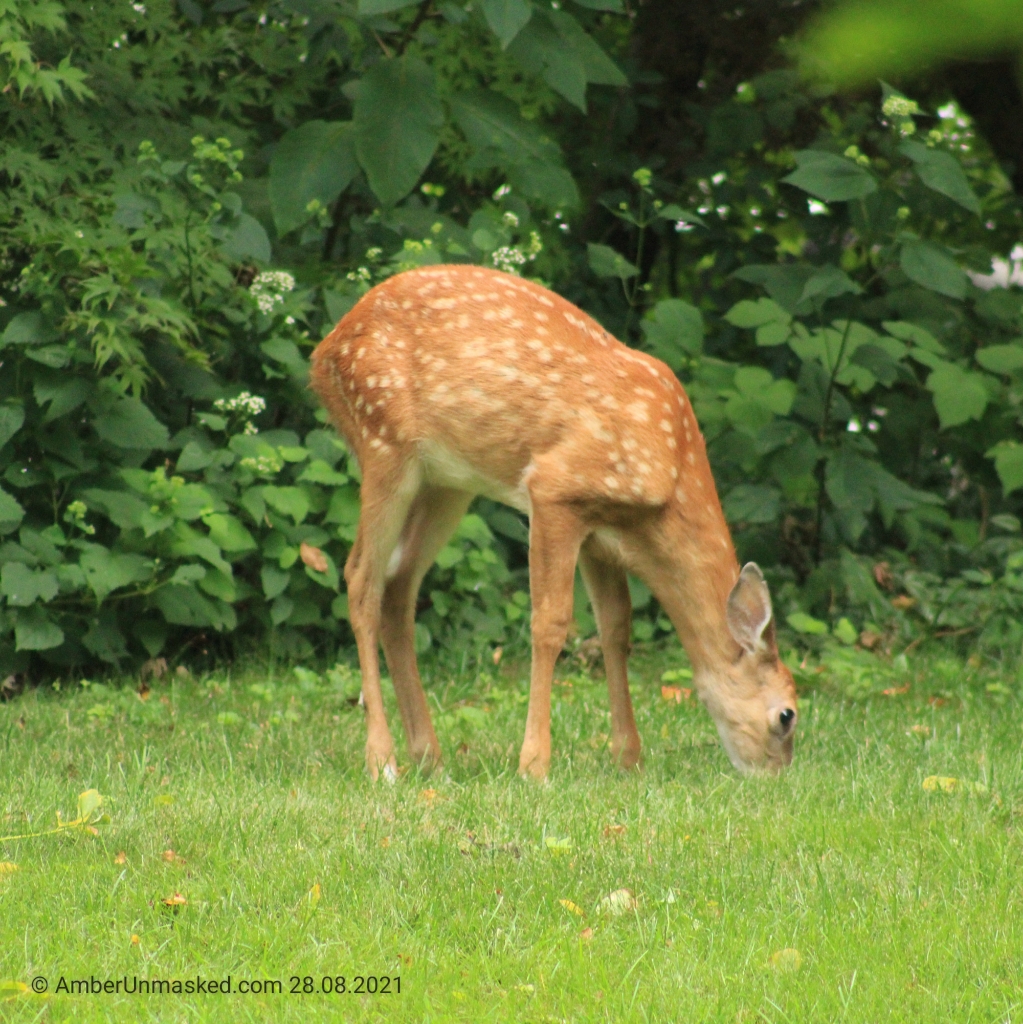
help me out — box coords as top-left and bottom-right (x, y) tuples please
(650, 499), (741, 676)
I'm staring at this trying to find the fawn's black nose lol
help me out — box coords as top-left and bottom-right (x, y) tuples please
(779, 708), (795, 731)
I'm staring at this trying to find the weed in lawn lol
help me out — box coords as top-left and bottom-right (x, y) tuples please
(0, 645), (1022, 1022)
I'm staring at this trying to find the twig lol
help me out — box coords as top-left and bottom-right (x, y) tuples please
(395, 0), (433, 57)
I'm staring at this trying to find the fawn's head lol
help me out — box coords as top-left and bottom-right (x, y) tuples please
(696, 563), (798, 773)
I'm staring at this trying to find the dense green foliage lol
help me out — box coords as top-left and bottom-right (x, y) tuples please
(3, 0), (1023, 675)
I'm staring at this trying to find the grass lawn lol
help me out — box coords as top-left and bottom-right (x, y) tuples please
(1, 643), (1021, 1023)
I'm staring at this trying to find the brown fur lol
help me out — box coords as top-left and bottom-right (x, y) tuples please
(310, 265), (797, 779)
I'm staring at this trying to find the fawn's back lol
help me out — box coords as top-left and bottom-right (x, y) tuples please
(311, 265), (714, 514)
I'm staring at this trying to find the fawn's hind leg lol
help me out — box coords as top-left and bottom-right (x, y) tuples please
(579, 537), (641, 769)
(380, 487), (473, 769)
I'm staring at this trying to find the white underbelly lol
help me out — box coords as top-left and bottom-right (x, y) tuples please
(419, 440), (532, 514)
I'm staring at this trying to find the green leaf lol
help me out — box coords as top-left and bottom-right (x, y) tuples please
(781, 150), (878, 202)
(269, 121), (358, 235)
(298, 459), (349, 485)
(1, 311), (57, 347)
(450, 90), (579, 209)
(722, 484), (781, 525)
(202, 513), (257, 552)
(79, 546), (152, 602)
(261, 564), (291, 600)
(33, 377), (89, 422)
(508, 11), (589, 110)
(94, 398), (169, 450)
(0, 403), (24, 450)
(587, 242), (638, 279)
(1, 562), (58, 606)
(546, 10), (627, 86)
(799, 264), (863, 305)
(0, 487), (25, 535)
(825, 447), (876, 541)
(724, 297), (791, 331)
(732, 264), (815, 315)
(24, 345), (69, 368)
(198, 566), (237, 602)
(353, 56), (444, 207)
(14, 605), (64, 651)
(900, 238), (966, 299)
(176, 441), (217, 473)
(882, 320), (946, 354)
(482, 0), (533, 47)
(169, 522), (232, 575)
(926, 362), (989, 428)
(899, 139), (982, 215)
(641, 299), (703, 369)
(82, 489), (149, 530)
(357, 0), (418, 13)
(787, 611), (829, 635)
(975, 343), (1023, 374)
(262, 486), (310, 524)
(221, 213), (272, 264)
(83, 610), (128, 663)
(153, 584), (235, 630)
(987, 441), (1023, 495)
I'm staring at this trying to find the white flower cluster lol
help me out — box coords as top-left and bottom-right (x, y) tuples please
(250, 270), (296, 315)
(969, 245), (1023, 291)
(214, 391), (266, 417)
(491, 230), (542, 276)
(240, 453), (283, 475)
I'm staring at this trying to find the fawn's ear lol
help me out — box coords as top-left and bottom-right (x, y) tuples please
(726, 562), (775, 656)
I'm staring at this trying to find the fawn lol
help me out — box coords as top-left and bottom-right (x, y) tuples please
(310, 264), (797, 780)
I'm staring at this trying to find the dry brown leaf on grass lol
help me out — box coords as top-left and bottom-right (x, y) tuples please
(602, 824), (626, 840)
(883, 684), (910, 696)
(161, 893), (187, 908)
(559, 899), (585, 917)
(300, 542), (329, 573)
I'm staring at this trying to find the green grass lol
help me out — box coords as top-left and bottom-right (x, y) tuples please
(1, 645), (1022, 1023)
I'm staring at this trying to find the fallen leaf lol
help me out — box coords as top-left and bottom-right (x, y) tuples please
(418, 789), (439, 804)
(660, 685), (691, 703)
(922, 775), (958, 792)
(579, 927), (594, 942)
(602, 824), (627, 840)
(596, 888), (637, 916)
(873, 561), (893, 589)
(559, 898), (585, 916)
(908, 724), (930, 737)
(307, 883), (321, 908)
(492, 646), (503, 665)
(0, 981), (29, 1000)
(891, 595), (916, 610)
(883, 684), (910, 696)
(928, 696), (946, 707)
(380, 836), (391, 848)
(545, 836), (572, 855)
(300, 542), (329, 573)
(859, 630), (880, 649)
(161, 849), (184, 864)
(161, 892), (187, 908)
(0, 862), (18, 875)
(137, 680), (151, 701)
(130, 934), (140, 946)
(768, 948), (803, 972)
(397, 953), (413, 966)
